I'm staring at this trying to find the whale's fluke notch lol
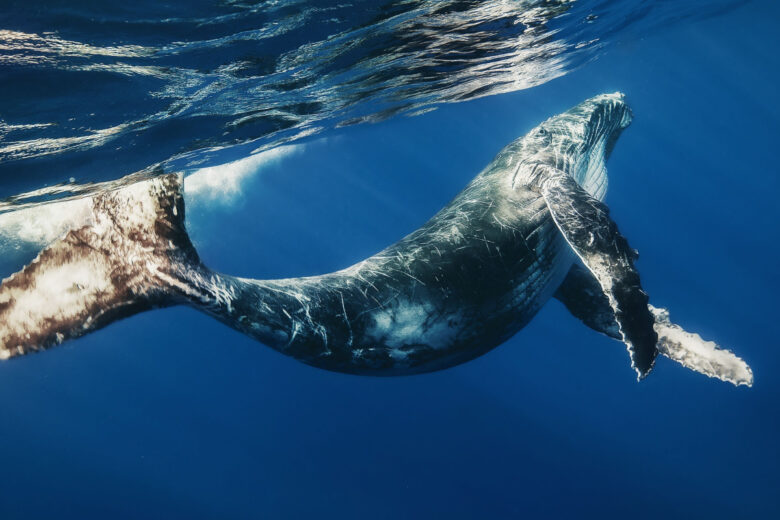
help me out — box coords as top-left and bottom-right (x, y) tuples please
(539, 167), (658, 379)
(0, 174), (198, 359)
(555, 264), (753, 386)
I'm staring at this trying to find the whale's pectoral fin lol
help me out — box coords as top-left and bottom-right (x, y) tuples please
(0, 174), (198, 360)
(540, 169), (657, 379)
(553, 263), (621, 340)
(555, 264), (753, 387)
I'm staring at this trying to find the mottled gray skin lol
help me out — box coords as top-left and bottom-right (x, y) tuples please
(175, 93), (633, 374)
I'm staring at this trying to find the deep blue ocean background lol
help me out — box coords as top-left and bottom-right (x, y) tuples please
(1, 1), (779, 518)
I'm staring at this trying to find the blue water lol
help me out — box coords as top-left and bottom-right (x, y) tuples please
(1, 1), (779, 518)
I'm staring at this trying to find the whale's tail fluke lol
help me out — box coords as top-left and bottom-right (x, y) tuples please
(0, 174), (199, 359)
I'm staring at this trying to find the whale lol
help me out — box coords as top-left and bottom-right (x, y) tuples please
(0, 93), (752, 386)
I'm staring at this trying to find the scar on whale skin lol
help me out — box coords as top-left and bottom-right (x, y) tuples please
(0, 93), (753, 387)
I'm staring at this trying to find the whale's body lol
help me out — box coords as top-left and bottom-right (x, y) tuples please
(0, 94), (753, 386)
(198, 156), (575, 375)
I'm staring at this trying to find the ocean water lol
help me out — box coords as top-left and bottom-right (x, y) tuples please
(0, 1), (779, 518)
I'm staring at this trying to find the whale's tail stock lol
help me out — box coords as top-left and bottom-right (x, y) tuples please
(0, 174), (201, 359)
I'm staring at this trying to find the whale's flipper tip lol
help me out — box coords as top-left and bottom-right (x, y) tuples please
(650, 306), (753, 387)
(555, 264), (752, 387)
(0, 174), (196, 359)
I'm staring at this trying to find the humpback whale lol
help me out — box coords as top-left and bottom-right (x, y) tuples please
(0, 93), (752, 386)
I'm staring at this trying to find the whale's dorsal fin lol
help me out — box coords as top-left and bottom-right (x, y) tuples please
(555, 264), (753, 386)
(539, 167), (658, 378)
(0, 174), (197, 359)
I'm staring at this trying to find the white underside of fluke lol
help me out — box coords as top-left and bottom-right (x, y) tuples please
(0, 175), (188, 358)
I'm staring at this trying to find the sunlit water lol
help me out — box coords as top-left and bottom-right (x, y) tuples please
(0, 0), (745, 199)
(1, 1), (779, 519)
